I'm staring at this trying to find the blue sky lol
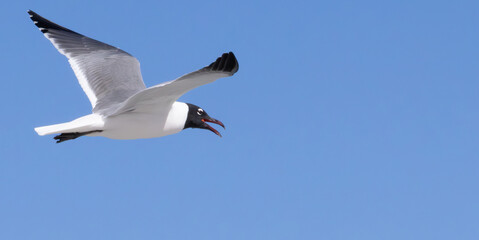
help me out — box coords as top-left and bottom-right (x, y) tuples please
(1, 0), (478, 239)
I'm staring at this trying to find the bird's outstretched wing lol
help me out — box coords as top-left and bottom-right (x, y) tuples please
(110, 52), (239, 116)
(28, 10), (146, 113)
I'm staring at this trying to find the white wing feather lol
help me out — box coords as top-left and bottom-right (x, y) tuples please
(28, 10), (146, 113)
(110, 52), (239, 116)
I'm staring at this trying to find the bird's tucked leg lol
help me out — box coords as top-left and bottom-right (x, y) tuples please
(54, 130), (103, 143)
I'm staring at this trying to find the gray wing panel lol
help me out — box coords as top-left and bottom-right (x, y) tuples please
(110, 52), (238, 116)
(28, 10), (146, 113)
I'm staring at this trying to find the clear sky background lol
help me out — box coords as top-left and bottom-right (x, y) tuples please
(1, 0), (478, 239)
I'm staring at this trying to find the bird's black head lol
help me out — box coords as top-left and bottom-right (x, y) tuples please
(183, 103), (225, 137)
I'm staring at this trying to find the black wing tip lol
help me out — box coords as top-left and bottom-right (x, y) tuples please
(27, 9), (39, 23)
(27, 9), (77, 35)
(206, 52), (239, 74)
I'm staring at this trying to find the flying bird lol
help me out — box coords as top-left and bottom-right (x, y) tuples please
(28, 10), (238, 143)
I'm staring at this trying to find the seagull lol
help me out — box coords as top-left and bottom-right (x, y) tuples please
(28, 10), (238, 143)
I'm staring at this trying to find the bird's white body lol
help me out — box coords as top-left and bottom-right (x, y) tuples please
(35, 102), (189, 139)
(100, 101), (189, 139)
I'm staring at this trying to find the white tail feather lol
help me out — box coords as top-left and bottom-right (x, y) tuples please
(35, 122), (75, 136)
(34, 114), (104, 136)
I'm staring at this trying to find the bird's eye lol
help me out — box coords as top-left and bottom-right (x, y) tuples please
(197, 109), (204, 115)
